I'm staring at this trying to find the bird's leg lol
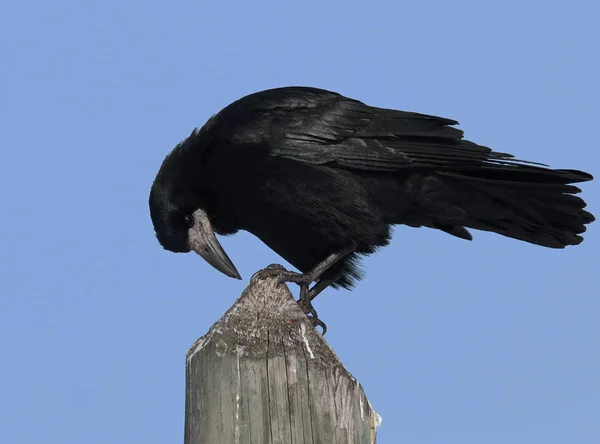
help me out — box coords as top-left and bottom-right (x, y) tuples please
(288, 272), (343, 336)
(308, 271), (343, 302)
(277, 243), (357, 334)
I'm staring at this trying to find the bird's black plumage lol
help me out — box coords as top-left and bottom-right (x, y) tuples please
(150, 86), (594, 291)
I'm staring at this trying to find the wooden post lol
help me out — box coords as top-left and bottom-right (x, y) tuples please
(184, 265), (382, 444)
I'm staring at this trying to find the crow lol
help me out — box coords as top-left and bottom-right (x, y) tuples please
(149, 86), (594, 330)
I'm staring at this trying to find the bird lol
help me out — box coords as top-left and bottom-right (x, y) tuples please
(149, 86), (594, 330)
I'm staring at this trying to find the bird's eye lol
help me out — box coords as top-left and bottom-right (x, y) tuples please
(184, 214), (194, 227)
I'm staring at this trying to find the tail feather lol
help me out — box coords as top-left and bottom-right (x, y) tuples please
(415, 168), (594, 248)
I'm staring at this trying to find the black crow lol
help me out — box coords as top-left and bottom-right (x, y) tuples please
(149, 87), (594, 328)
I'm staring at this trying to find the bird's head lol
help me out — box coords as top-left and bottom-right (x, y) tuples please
(149, 131), (242, 280)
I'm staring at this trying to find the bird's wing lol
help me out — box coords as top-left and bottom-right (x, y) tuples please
(222, 87), (531, 172)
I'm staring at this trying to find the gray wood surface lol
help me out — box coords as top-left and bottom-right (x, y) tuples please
(184, 265), (382, 444)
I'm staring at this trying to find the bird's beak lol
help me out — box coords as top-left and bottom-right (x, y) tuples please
(187, 208), (242, 280)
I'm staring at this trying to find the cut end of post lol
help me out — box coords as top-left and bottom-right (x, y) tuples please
(184, 264), (381, 444)
(186, 264), (313, 363)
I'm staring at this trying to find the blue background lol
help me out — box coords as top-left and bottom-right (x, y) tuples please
(1, 1), (598, 443)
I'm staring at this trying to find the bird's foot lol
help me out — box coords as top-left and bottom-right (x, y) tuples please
(276, 243), (358, 335)
(277, 272), (328, 335)
(277, 242), (358, 295)
(254, 265), (328, 333)
(296, 288), (327, 336)
(251, 263), (289, 282)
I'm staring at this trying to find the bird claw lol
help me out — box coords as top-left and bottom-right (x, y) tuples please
(276, 270), (310, 286)
(305, 312), (328, 335)
(279, 273), (328, 334)
(297, 297), (327, 335)
(274, 244), (358, 335)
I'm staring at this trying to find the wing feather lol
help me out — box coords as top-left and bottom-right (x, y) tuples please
(217, 87), (591, 182)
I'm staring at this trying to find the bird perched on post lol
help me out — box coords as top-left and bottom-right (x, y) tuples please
(149, 86), (594, 330)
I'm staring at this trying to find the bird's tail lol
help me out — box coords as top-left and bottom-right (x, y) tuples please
(410, 167), (594, 247)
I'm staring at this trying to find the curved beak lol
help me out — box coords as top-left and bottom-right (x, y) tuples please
(187, 208), (242, 280)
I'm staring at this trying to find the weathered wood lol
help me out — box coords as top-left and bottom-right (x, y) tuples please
(184, 265), (382, 444)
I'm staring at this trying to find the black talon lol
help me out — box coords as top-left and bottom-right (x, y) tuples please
(302, 308), (327, 334)
(294, 282), (325, 332)
(304, 313), (327, 333)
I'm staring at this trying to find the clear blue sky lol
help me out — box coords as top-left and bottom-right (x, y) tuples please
(1, 1), (598, 443)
